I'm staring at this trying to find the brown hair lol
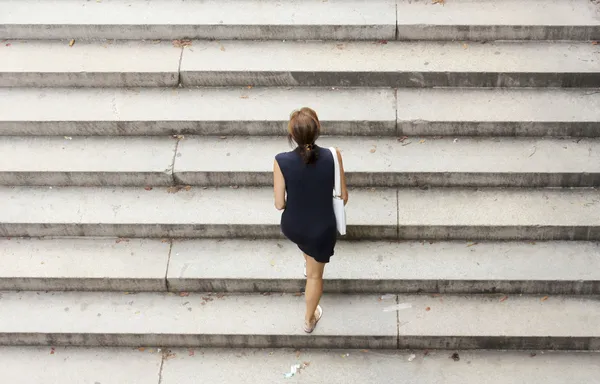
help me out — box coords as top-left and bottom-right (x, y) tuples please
(288, 107), (321, 164)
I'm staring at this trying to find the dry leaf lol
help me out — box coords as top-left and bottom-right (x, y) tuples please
(463, 43), (468, 50)
(592, 41), (599, 45)
(165, 351), (177, 360)
(188, 349), (195, 357)
(450, 352), (460, 361)
(419, 139), (426, 144)
(144, 186), (153, 191)
(541, 296), (549, 302)
(398, 136), (409, 143)
(530, 352), (537, 357)
(466, 242), (479, 247)
(433, 0), (445, 4)
(184, 185), (192, 191)
(5, 43), (11, 47)
(370, 148), (376, 153)
(499, 295), (508, 302)
(116, 238), (129, 244)
(173, 39), (192, 48)
(425, 307), (431, 311)
(247, 85), (253, 89)
(374, 40), (388, 45)
(293, 292), (303, 297)
(138, 347), (146, 352)
(239, 95), (249, 99)
(69, 39), (75, 47)
(360, 349), (370, 353)
(220, 45), (226, 51)
(179, 292), (190, 297)
(336, 43), (345, 50)
(296, 350), (301, 358)
(161, 239), (169, 243)
(50, 347), (56, 355)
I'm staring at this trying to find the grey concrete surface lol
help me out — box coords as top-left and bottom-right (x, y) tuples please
(0, 40), (180, 87)
(397, 88), (600, 137)
(167, 239), (600, 294)
(396, 0), (600, 41)
(0, 347), (162, 384)
(0, 0), (396, 41)
(397, 188), (600, 240)
(180, 41), (600, 87)
(0, 186), (397, 239)
(0, 87), (396, 136)
(0, 292), (598, 350)
(0, 238), (170, 291)
(0, 292), (397, 348)
(394, 294), (600, 350)
(1, 347), (598, 384)
(162, 349), (600, 384)
(175, 136), (600, 187)
(0, 136), (176, 186)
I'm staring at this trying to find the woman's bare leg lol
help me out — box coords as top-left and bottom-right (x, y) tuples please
(304, 254), (326, 324)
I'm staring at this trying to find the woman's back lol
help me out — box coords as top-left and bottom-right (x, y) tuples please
(276, 146), (336, 252)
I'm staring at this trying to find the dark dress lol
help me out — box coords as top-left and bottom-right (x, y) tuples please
(275, 145), (337, 263)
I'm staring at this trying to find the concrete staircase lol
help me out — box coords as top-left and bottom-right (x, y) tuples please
(1, 0), (600, 382)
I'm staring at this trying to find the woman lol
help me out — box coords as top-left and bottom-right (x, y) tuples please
(273, 107), (348, 333)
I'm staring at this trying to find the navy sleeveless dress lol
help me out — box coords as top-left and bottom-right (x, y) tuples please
(275, 145), (337, 263)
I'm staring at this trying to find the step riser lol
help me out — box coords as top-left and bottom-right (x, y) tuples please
(0, 334), (397, 350)
(0, 278), (166, 292)
(0, 25), (394, 41)
(399, 122), (600, 138)
(181, 72), (600, 89)
(1, 224), (599, 241)
(5, 72), (597, 89)
(397, 26), (600, 42)
(171, 279), (600, 295)
(1, 333), (597, 351)
(3, 278), (598, 295)
(0, 224), (396, 240)
(175, 172), (600, 189)
(0, 121), (395, 137)
(397, 336), (600, 351)
(2, 26), (598, 42)
(4, 122), (599, 138)
(0, 73), (179, 88)
(0, 172), (173, 187)
(3, 172), (599, 188)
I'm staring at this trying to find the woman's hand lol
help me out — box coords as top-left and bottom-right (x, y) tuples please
(336, 148), (349, 206)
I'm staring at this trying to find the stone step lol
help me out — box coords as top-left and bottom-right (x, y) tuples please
(3, 40), (599, 88)
(0, 40), (181, 87)
(175, 136), (600, 188)
(397, 88), (600, 137)
(1, 0), (598, 41)
(395, 0), (600, 41)
(3, 88), (599, 137)
(1, 348), (600, 384)
(0, 136), (177, 186)
(3, 237), (599, 294)
(0, 186), (598, 240)
(1, 136), (599, 187)
(0, 291), (598, 350)
(0, 87), (396, 136)
(0, 0), (396, 41)
(179, 40), (600, 88)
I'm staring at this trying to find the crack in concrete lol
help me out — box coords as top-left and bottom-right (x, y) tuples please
(157, 349), (166, 384)
(165, 240), (174, 292)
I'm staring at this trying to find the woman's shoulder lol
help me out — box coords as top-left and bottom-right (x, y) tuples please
(275, 150), (297, 165)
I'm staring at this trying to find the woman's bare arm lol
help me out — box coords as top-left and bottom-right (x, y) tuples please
(273, 159), (286, 210)
(336, 148), (349, 205)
